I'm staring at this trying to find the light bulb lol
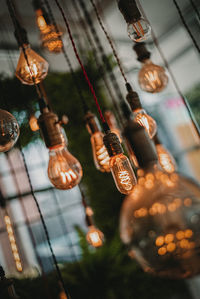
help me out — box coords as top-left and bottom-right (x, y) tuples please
(41, 25), (63, 53)
(59, 291), (68, 299)
(156, 144), (176, 173)
(29, 114), (39, 131)
(85, 112), (110, 172)
(35, 9), (49, 34)
(134, 109), (157, 139)
(121, 120), (200, 279)
(15, 44), (49, 85)
(48, 146), (82, 190)
(86, 225), (104, 248)
(103, 131), (137, 195)
(110, 153), (137, 194)
(138, 59), (168, 93)
(127, 18), (151, 42)
(0, 109), (19, 152)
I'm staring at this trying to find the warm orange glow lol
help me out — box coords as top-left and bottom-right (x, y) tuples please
(29, 115), (39, 131)
(156, 144), (176, 173)
(184, 198), (192, 207)
(176, 231), (185, 240)
(91, 132), (110, 172)
(85, 207), (94, 217)
(165, 234), (174, 244)
(4, 215), (23, 272)
(86, 226), (104, 248)
(36, 9), (49, 33)
(127, 18), (151, 42)
(167, 242), (176, 252)
(110, 153), (137, 194)
(134, 109), (157, 139)
(185, 229), (193, 238)
(59, 291), (68, 299)
(155, 236), (164, 247)
(158, 246), (167, 256)
(41, 26), (63, 53)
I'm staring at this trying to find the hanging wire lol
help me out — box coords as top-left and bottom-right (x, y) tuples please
(54, 0), (108, 128)
(90, 0), (128, 84)
(172, 0), (200, 53)
(70, 0), (124, 125)
(189, 0), (200, 23)
(136, 0), (200, 139)
(6, 0), (42, 98)
(42, 0), (89, 114)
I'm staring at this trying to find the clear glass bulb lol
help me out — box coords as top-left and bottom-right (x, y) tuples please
(134, 109), (157, 139)
(120, 165), (200, 279)
(91, 132), (110, 172)
(29, 114), (39, 132)
(0, 109), (19, 152)
(48, 146), (82, 190)
(15, 44), (49, 85)
(127, 18), (151, 42)
(36, 9), (49, 34)
(41, 25), (63, 53)
(110, 153), (137, 195)
(156, 144), (176, 173)
(86, 225), (104, 248)
(138, 59), (168, 93)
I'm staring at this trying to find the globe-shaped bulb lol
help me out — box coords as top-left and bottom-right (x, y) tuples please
(120, 167), (200, 279)
(0, 109), (19, 152)
(127, 18), (151, 42)
(134, 109), (157, 139)
(15, 44), (49, 85)
(86, 225), (104, 248)
(138, 60), (168, 93)
(48, 146), (82, 190)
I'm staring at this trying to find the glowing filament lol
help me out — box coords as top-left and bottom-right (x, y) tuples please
(60, 169), (77, 184)
(118, 170), (132, 191)
(4, 215), (23, 272)
(86, 226), (104, 248)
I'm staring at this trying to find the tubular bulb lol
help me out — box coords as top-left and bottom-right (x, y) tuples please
(110, 153), (137, 194)
(156, 144), (176, 173)
(86, 225), (104, 248)
(15, 44), (49, 85)
(138, 59), (168, 93)
(90, 132), (110, 172)
(127, 18), (151, 42)
(0, 109), (19, 152)
(134, 109), (157, 139)
(48, 146), (82, 190)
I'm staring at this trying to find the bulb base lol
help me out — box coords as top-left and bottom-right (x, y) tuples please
(85, 111), (101, 135)
(123, 120), (158, 168)
(38, 111), (63, 149)
(118, 0), (141, 23)
(133, 43), (151, 62)
(126, 83), (142, 110)
(103, 131), (123, 157)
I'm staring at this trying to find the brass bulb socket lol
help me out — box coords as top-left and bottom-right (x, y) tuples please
(38, 111), (63, 149)
(103, 132), (123, 157)
(133, 43), (151, 62)
(85, 111), (101, 135)
(126, 84), (142, 111)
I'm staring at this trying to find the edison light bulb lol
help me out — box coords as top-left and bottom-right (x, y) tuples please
(121, 121), (200, 279)
(86, 225), (104, 248)
(127, 18), (151, 42)
(48, 146), (82, 190)
(85, 112), (110, 172)
(103, 131), (137, 195)
(29, 114), (39, 131)
(0, 109), (19, 152)
(134, 109), (157, 139)
(15, 44), (49, 85)
(156, 144), (176, 173)
(41, 25), (63, 53)
(138, 59), (168, 93)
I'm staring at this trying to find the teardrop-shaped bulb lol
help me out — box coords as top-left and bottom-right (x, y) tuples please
(134, 109), (157, 139)
(156, 144), (176, 173)
(15, 44), (49, 85)
(0, 109), (19, 152)
(138, 59), (168, 93)
(127, 18), (151, 42)
(48, 146), (82, 190)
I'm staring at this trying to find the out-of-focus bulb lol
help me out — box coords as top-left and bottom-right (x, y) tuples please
(59, 291), (68, 299)
(85, 112), (110, 172)
(0, 109), (19, 152)
(156, 144), (176, 173)
(110, 153), (137, 194)
(15, 44), (49, 85)
(134, 109), (157, 139)
(104, 110), (122, 142)
(138, 59), (168, 93)
(29, 114), (39, 131)
(48, 145), (82, 190)
(35, 9), (49, 33)
(86, 225), (104, 248)
(103, 131), (137, 194)
(127, 18), (151, 42)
